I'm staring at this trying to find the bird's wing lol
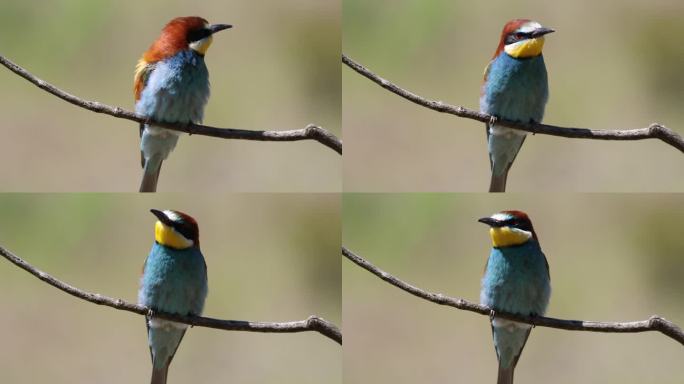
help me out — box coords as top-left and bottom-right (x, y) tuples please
(483, 59), (493, 82)
(134, 59), (156, 167)
(542, 250), (550, 280)
(511, 327), (531, 369)
(505, 135), (526, 171)
(134, 59), (155, 102)
(491, 323), (532, 369)
(482, 60), (494, 144)
(166, 329), (187, 366)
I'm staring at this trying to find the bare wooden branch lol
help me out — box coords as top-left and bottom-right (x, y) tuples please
(0, 244), (342, 345)
(342, 246), (684, 346)
(0, 54), (342, 155)
(342, 54), (684, 154)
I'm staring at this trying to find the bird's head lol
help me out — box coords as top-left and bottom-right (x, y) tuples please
(494, 19), (554, 59)
(145, 16), (232, 60)
(478, 210), (537, 248)
(151, 209), (200, 249)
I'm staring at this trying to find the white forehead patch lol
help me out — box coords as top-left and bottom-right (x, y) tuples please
(518, 21), (542, 33)
(491, 212), (512, 221)
(163, 210), (180, 222)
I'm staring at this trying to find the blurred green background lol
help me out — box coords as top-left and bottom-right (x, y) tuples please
(343, 194), (683, 383)
(343, 0), (684, 191)
(0, 0), (340, 191)
(0, 194), (341, 383)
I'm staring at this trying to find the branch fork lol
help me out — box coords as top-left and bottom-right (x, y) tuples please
(0, 244), (342, 345)
(341, 246), (684, 346)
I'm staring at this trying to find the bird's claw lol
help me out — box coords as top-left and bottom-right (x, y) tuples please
(488, 115), (498, 127)
(489, 309), (496, 321)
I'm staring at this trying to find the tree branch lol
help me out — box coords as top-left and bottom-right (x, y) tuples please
(0, 54), (342, 155)
(342, 246), (684, 346)
(0, 244), (342, 345)
(342, 54), (684, 154)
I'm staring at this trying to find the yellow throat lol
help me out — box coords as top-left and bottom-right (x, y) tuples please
(190, 35), (213, 55)
(504, 37), (545, 59)
(489, 226), (532, 247)
(155, 221), (193, 249)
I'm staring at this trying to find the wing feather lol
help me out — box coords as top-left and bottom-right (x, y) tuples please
(134, 59), (155, 101)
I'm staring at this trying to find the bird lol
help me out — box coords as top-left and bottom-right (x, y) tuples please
(138, 209), (208, 384)
(480, 19), (555, 192)
(478, 210), (551, 384)
(134, 17), (232, 192)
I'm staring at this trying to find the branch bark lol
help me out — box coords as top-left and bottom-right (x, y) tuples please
(0, 54), (342, 155)
(342, 54), (684, 154)
(0, 244), (342, 345)
(342, 246), (684, 346)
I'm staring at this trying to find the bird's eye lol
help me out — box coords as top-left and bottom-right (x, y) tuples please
(505, 32), (525, 45)
(187, 28), (211, 43)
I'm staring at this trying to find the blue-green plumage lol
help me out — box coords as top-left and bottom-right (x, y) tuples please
(480, 19), (553, 192)
(481, 53), (548, 192)
(479, 210), (550, 384)
(138, 242), (208, 383)
(481, 240), (550, 383)
(481, 54), (548, 128)
(139, 242), (208, 315)
(137, 50), (210, 126)
(481, 241), (550, 321)
(137, 50), (210, 192)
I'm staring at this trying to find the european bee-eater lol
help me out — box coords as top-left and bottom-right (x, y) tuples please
(478, 210), (551, 384)
(135, 17), (232, 192)
(480, 19), (554, 192)
(138, 209), (208, 384)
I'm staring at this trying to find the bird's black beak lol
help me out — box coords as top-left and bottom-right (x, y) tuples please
(150, 209), (174, 226)
(209, 24), (233, 34)
(531, 27), (555, 38)
(478, 217), (502, 227)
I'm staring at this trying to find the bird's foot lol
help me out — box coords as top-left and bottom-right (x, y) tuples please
(489, 309), (496, 321)
(529, 119), (538, 135)
(184, 123), (194, 135)
(488, 115), (498, 127)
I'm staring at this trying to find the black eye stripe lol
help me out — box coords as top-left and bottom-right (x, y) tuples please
(503, 218), (532, 231)
(176, 224), (192, 239)
(169, 220), (197, 241)
(187, 28), (212, 43)
(505, 31), (533, 45)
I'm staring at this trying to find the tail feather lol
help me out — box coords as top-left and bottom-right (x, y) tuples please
(147, 325), (186, 384)
(489, 170), (508, 192)
(150, 364), (169, 384)
(140, 155), (163, 192)
(497, 363), (514, 384)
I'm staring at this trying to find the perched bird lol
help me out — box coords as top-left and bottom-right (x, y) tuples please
(134, 17), (232, 192)
(478, 210), (551, 384)
(480, 19), (555, 192)
(138, 209), (208, 384)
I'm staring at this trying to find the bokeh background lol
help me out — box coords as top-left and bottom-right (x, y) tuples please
(0, 194), (341, 383)
(343, 0), (684, 191)
(343, 194), (684, 383)
(0, 0), (340, 191)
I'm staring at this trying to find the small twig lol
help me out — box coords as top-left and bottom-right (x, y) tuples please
(342, 246), (684, 346)
(0, 244), (342, 345)
(342, 54), (684, 153)
(0, 54), (342, 155)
